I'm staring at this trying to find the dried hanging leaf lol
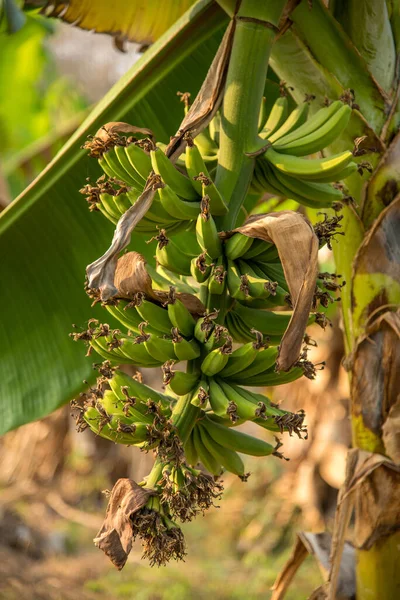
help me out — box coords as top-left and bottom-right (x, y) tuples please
(231, 211), (319, 371)
(113, 251), (206, 314)
(351, 309), (400, 446)
(271, 531), (355, 600)
(94, 478), (155, 570)
(86, 184), (157, 301)
(382, 398), (400, 464)
(166, 20), (235, 161)
(326, 449), (400, 599)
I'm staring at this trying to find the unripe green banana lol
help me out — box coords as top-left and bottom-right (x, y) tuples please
(185, 140), (210, 195)
(156, 235), (194, 276)
(110, 369), (171, 407)
(134, 298), (173, 335)
(192, 426), (222, 476)
(118, 335), (163, 367)
(241, 237), (274, 260)
(194, 312), (217, 344)
(200, 344), (232, 377)
(203, 325), (231, 353)
(216, 379), (258, 421)
(265, 147), (354, 182)
(195, 198), (222, 259)
(208, 257), (226, 295)
(102, 148), (133, 185)
(232, 303), (294, 337)
(267, 102), (309, 144)
(100, 389), (153, 425)
(199, 423), (246, 477)
(190, 253), (213, 283)
(166, 287), (196, 337)
(150, 147), (199, 200)
(124, 142), (152, 181)
(208, 377), (230, 417)
(227, 259), (249, 301)
(209, 112), (220, 144)
(114, 145), (146, 188)
(158, 183), (201, 220)
(190, 379), (209, 408)
(194, 172), (228, 216)
(273, 103), (352, 156)
(219, 334), (265, 377)
(98, 193), (123, 220)
(172, 330), (201, 361)
(144, 333), (178, 362)
(167, 370), (200, 396)
(204, 417), (276, 456)
(184, 431), (199, 466)
(260, 96), (289, 138)
(228, 346), (279, 380)
(255, 261), (289, 292)
(224, 232), (254, 260)
(235, 365), (304, 387)
(258, 96), (268, 131)
(271, 167), (344, 207)
(237, 260), (275, 299)
(272, 100), (343, 148)
(83, 407), (146, 445)
(113, 192), (133, 215)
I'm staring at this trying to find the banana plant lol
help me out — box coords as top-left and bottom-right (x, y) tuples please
(1, 0), (400, 596)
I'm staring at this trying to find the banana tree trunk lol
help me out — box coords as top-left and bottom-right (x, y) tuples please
(216, 0), (400, 596)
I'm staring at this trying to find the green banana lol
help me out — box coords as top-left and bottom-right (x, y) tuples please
(229, 346), (279, 380)
(258, 96), (268, 131)
(156, 236), (195, 277)
(216, 379), (258, 421)
(241, 237), (274, 260)
(98, 192), (123, 221)
(168, 370), (200, 396)
(190, 253), (213, 283)
(113, 193), (133, 215)
(271, 166), (344, 206)
(192, 426), (222, 476)
(102, 148), (133, 184)
(190, 379), (209, 408)
(260, 96), (288, 139)
(208, 377), (230, 417)
(209, 112), (220, 145)
(185, 140), (210, 195)
(200, 346), (231, 377)
(195, 199), (223, 259)
(135, 299), (173, 334)
(219, 335), (265, 377)
(118, 336), (162, 367)
(150, 147), (199, 200)
(172, 331), (201, 361)
(184, 431), (199, 466)
(199, 423), (246, 477)
(274, 103), (352, 156)
(194, 172), (228, 216)
(272, 100), (343, 148)
(124, 142), (152, 181)
(208, 257), (226, 295)
(232, 303), (294, 337)
(84, 407), (148, 445)
(237, 260), (275, 299)
(144, 334), (177, 362)
(227, 259), (249, 301)
(224, 232), (254, 260)
(100, 389), (153, 425)
(114, 145), (145, 188)
(110, 369), (171, 407)
(204, 417), (276, 456)
(265, 147), (355, 181)
(234, 365), (304, 387)
(267, 102), (309, 144)
(194, 313), (217, 344)
(167, 288), (196, 337)
(158, 183), (201, 220)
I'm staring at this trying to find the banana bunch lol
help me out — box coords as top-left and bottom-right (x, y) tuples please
(252, 97), (358, 208)
(72, 369), (172, 448)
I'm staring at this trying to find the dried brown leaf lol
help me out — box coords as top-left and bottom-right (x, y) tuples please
(382, 398), (400, 464)
(166, 20), (235, 161)
(351, 309), (400, 442)
(271, 531), (355, 600)
(94, 478), (155, 570)
(94, 122), (154, 143)
(233, 211), (319, 371)
(86, 185), (156, 300)
(112, 252), (205, 314)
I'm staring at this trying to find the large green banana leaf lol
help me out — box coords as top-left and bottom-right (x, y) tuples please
(0, 0), (228, 434)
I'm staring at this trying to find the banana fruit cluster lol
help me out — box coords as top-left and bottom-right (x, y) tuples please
(252, 97), (357, 208)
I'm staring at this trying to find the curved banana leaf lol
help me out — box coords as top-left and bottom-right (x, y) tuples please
(25, 0), (197, 47)
(0, 0), (227, 434)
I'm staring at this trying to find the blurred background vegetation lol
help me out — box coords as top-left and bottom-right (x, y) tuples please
(0, 11), (350, 600)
